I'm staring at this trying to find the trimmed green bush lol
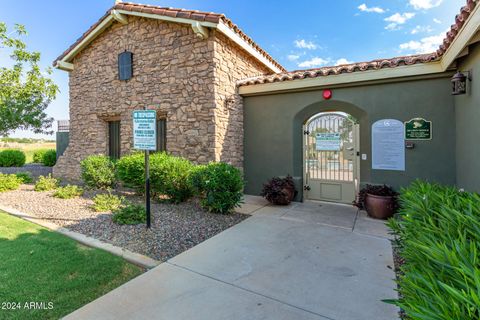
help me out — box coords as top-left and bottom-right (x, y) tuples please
(387, 180), (480, 319)
(80, 155), (116, 189)
(117, 152), (194, 203)
(15, 172), (33, 184)
(112, 203), (146, 225)
(33, 149), (48, 163)
(53, 185), (83, 199)
(92, 193), (124, 212)
(0, 173), (22, 192)
(190, 162), (243, 214)
(42, 149), (56, 167)
(0, 149), (26, 167)
(116, 153), (144, 191)
(34, 174), (59, 191)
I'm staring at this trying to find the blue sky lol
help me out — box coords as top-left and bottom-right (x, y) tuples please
(1, 0), (464, 138)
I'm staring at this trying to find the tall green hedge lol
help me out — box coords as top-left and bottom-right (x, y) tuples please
(387, 181), (480, 320)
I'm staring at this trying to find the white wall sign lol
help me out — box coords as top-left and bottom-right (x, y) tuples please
(133, 110), (157, 151)
(372, 119), (405, 171)
(316, 133), (341, 151)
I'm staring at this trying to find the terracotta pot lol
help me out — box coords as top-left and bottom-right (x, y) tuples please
(272, 187), (295, 205)
(365, 193), (396, 220)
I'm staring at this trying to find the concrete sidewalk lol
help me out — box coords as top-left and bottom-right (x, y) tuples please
(65, 197), (398, 320)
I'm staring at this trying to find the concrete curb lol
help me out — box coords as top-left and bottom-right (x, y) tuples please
(0, 204), (160, 269)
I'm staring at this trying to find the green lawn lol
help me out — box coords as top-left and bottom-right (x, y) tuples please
(0, 211), (143, 320)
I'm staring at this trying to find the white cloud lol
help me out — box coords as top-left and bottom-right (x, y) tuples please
(411, 25), (433, 34)
(409, 0), (443, 10)
(287, 54), (300, 61)
(385, 12), (415, 30)
(399, 32), (445, 53)
(294, 39), (318, 50)
(335, 58), (352, 66)
(298, 57), (330, 68)
(433, 18), (442, 24)
(358, 3), (385, 13)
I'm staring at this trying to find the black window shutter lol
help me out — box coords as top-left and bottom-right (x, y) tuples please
(157, 119), (166, 152)
(109, 121), (121, 159)
(118, 51), (133, 81)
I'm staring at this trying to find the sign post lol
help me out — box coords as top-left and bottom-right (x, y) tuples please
(133, 109), (156, 229)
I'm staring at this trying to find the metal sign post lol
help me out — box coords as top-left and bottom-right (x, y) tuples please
(133, 108), (157, 229)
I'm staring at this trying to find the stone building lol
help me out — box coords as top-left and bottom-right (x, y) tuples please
(53, 2), (283, 179)
(55, 1), (480, 203)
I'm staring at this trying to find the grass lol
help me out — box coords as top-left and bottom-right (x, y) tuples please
(0, 142), (55, 163)
(0, 211), (143, 320)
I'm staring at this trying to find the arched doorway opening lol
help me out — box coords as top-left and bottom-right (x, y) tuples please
(303, 112), (360, 204)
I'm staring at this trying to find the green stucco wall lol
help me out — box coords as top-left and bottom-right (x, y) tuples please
(243, 76), (456, 200)
(455, 43), (480, 193)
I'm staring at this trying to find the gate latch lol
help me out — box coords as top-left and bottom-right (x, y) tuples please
(304, 185), (311, 191)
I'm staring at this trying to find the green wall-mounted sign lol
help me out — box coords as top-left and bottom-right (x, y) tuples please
(405, 118), (432, 140)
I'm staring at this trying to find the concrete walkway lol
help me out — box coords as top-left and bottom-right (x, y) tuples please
(65, 197), (398, 320)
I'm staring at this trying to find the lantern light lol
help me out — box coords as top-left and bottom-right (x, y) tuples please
(451, 71), (471, 95)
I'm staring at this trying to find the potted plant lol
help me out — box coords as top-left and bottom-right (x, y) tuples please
(354, 184), (398, 219)
(261, 175), (297, 205)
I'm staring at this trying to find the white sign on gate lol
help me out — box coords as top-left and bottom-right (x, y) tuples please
(316, 133), (341, 151)
(372, 119), (405, 171)
(133, 110), (157, 151)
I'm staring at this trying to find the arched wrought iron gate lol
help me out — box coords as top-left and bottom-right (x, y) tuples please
(303, 112), (359, 204)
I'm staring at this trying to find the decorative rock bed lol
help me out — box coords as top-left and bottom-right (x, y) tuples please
(0, 185), (248, 261)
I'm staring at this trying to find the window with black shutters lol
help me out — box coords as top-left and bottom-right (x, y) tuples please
(157, 118), (166, 152)
(108, 121), (121, 159)
(118, 51), (133, 81)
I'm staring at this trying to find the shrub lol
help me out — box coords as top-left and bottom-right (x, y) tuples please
(260, 175), (296, 205)
(92, 193), (124, 212)
(34, 174), (59, 191)
(15, 172), (33, 184)
(41, 149), (56, 167)
(53, 185), (83, 199)
(81, 155), (116, 189)
(32, 149), (56, 166)
(33, 149), (48, 163)
(112, 203), (146, 225)
(116, 153), (145, 191)
(149, 153), (194, 203)
(386, 180), (480, 319)
(117, 152), (194, 203)
(0, 173), (22, 192)
(0, 149), (26, 167)
(190, 162), (243, 214)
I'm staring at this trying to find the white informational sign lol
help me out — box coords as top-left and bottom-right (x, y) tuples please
(316, 133), (341, 151)
(133, 110), (157, 151)
(372, 119), (405, 171)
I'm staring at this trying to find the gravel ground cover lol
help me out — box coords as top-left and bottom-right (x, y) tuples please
(0, 185), (249, 261)
(0, 163), (52, 179)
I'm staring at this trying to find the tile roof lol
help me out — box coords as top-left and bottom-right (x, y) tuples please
(238, 0), (478, 87)
(54, 2), (286, 72)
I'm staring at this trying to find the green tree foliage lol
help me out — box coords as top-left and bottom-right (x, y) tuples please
(0, 23), (58, 136)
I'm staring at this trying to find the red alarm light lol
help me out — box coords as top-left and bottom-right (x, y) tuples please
(323, 89), (332, 100)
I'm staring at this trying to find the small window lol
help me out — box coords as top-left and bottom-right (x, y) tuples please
(118, 51), (133, 81)
(108, 121), (121, 159)
(157, 118), (166, 152)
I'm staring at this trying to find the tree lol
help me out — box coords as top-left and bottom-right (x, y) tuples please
(0, 22), (59, 136)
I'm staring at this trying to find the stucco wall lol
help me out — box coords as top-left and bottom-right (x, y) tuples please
(455, 42), (480, 193)
(243, 76), (456, 199)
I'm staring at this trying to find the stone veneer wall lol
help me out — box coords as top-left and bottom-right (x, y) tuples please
(211, 32), (271, 168)
(54, 17), (272, 180)
(54, 17), (217, 179)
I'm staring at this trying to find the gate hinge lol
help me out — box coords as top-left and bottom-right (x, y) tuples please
(303, 130), (310, 135)
(303, 185), (311, 191)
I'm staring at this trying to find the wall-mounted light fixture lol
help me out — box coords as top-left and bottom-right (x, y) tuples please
(451, 70), (472, 95)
